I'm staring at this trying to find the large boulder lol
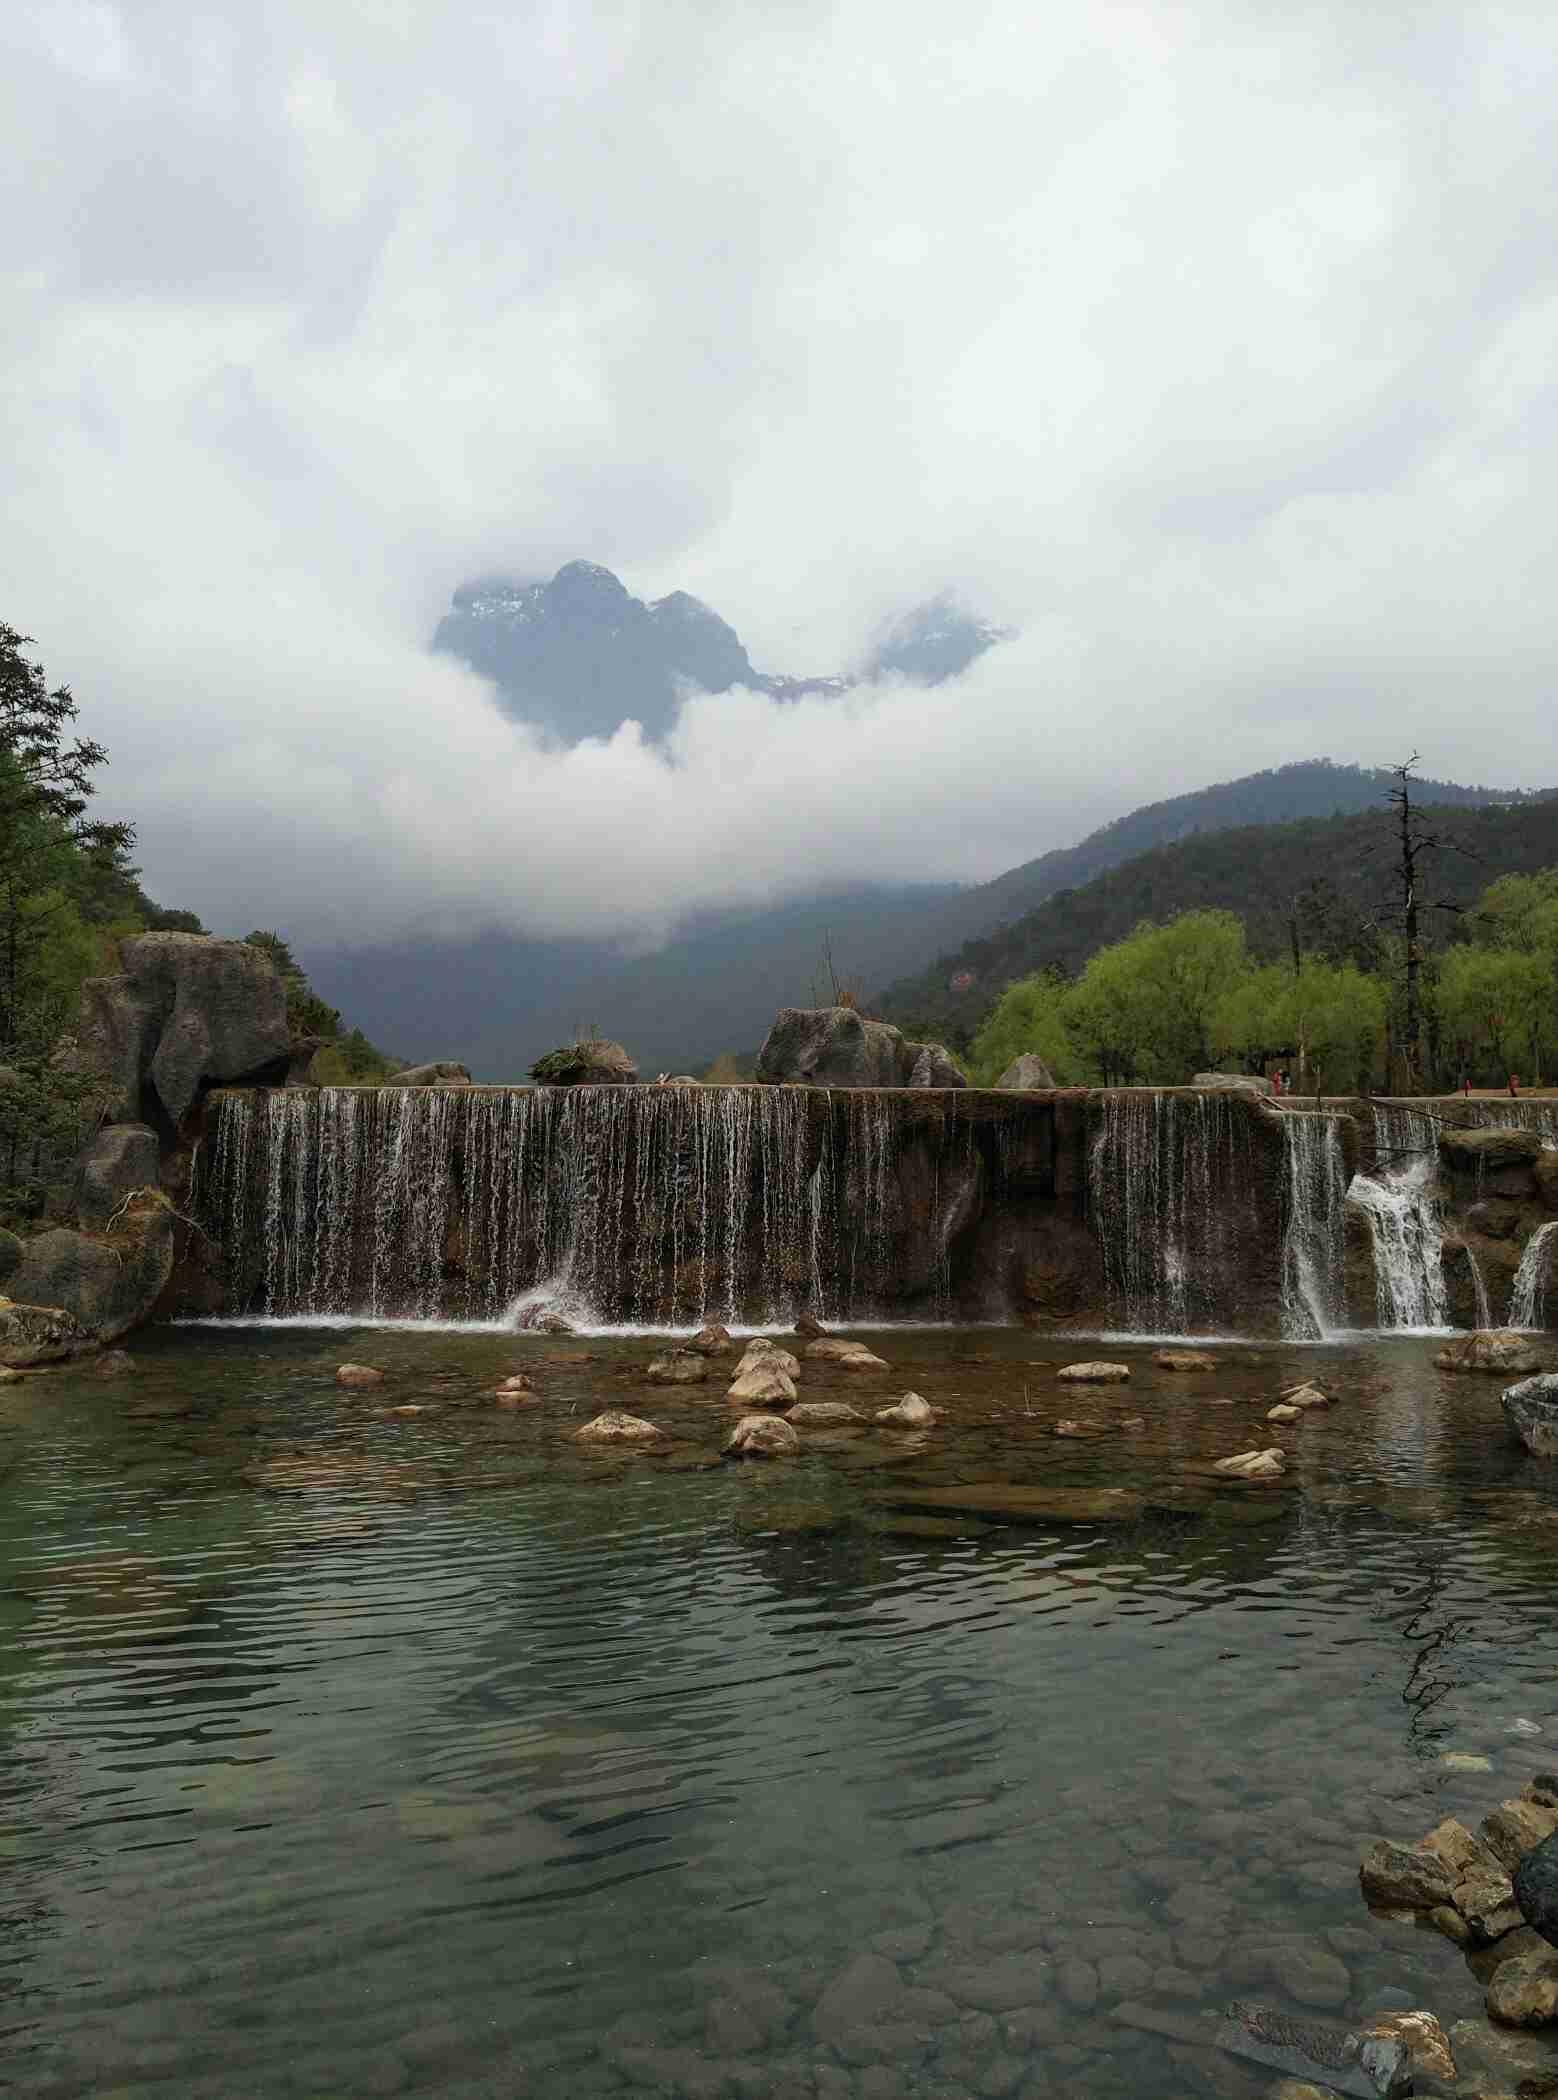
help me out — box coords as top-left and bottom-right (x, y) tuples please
(756, 1007), (965, 1089)
(382, 1062), (472, 1087)
(1437, 1331), (1541, 1375)
(1192, 1072), (1274, 1096)
(75, 1123), (161, 1227)
(1503, 1375), (1558, 1458)
(996, 1052), (1058, 1090)
(1514, 1830), (1558, 1948)
(75, 934), (290, 1129)
(5, 1205), (175, 1344)
(1440, 1127), (1546, 1173)
(530, 1038), (638, 1085)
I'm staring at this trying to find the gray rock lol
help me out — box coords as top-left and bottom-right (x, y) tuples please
(381, 1062), (472, 1087)
(75, 934), (290, 1127)
(572, 1410), (663, 1444)
(756, 1006), (965, 1089)
(996, 1053), (1058, 1090)
(1193, 1072), (1275, 1095)
(724, 1413), (800, 1458)
(1486, 1946), (1558, 2027)
(6, 1210), (174, 1344)
(76, 1123), (161, 1227)
(0, 1298), (95, 1367)
(1437, 1330), (1541, 1375)
(645, 1351), (708, 1386)
(1514, 1830), (1558, 1949)
(1440, 1126), (1546, 1172)
(91, 1349), (137, 1379)
(787, 1401), (863, 1425)
(1503, 1373), (1558, 1458)
(1359, 1839), (1457, 1911)
(1215, 2001), (1411, 2098)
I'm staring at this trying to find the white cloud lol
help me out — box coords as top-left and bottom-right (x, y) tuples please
(3, 0), (1556, 946)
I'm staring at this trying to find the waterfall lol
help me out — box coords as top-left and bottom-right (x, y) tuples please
(1450, 1099), (1558, 1147)
(1510, 1221), (1558, 1330)
(1279, 1111), (1348, 1339)
(1349, 1107), (1448, 1329)
(1088, 1092), (1266, 1333)
(1465, 1244), (1493, 1330)
(195, 1084), (956, 1327)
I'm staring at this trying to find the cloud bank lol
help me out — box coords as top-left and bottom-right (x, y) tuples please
(4, 0), (1557, 944)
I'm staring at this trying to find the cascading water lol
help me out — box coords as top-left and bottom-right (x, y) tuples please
(1509, 1221), (1558, 1330)
(1349, 1107), (1448, 1329)
(1088, 1092), (1268, 1333)
(1453, 1099), (1558, 1147)
(196, 1084), (957, 1327)
(1279, 1110), (1349, 1338)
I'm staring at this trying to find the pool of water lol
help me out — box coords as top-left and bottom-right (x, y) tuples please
(2, 1325), (1555, 2098)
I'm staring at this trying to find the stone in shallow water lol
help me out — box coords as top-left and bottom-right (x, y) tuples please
(1484, 1797), (1558, 1874)
(726, 1363), (796, 1406)
(335, 1362), (384, 1388)
(725, 1413), (799, 1459)
(1215, 2001), (1410, 2098)
(687, 1323), (733, 1355)
(736, 1338), (800, 1379)
(878, 1483), (1145, 1526)
(1435, 1329), (1539, 1374)
(874, 1392), (932, 1428)
(1057, 1360), (1131, 1383)
(1503, 1372), (1558, 1457)
(1213, 1448), (1286, 1478)
(572, 1410), (663, 1444)
(1355, 2010), (1456, 2084)
(645, 1351), (708, 1385)
(1486, 1945), (1558, 2026)
(1515, 1829), (1558, 1949)
(787, 1401), (862, 1425)
(1358, 1839), (1456, 1911)
(1155, 1349), (1217, 1372)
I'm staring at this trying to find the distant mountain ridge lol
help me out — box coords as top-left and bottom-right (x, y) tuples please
(431, 559), (1005, 741)
(876, 765), (1558, 1043)
(304, 757), (1553, 1079)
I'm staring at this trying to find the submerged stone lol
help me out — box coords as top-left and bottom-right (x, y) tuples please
(879, 1483), (1145, 1526)
(645, 1351), (709, 1386)
(1215, 2000), (1411, 2098)
(1155, 1349), (1218, 1372)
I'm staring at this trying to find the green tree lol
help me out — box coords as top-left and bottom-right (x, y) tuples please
(243, 929), (342, 1040)
(0, 625), (134, 1047)
(1215, 957), (1385, 1093)
(1437, 945), (1553, 1083)
(966, 969), (1077, 1085)
(1067, 911), (1248, 1082)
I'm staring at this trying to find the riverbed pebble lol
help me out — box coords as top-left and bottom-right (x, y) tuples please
(1056, 1361), (1131, 1383)
(1213, 1447), (1286, 1478)
(645, 1351), (708, 1385)
(875, 1392), (932, 1429)
(335, 1363), (384, 1387)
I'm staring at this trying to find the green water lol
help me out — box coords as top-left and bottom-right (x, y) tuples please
(1, 1326), (1554, 2097)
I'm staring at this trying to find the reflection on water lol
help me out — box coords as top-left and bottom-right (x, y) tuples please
(0, 1327), (1555, 2098)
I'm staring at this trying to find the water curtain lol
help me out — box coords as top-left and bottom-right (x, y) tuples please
(197, 1085), (972, 1326)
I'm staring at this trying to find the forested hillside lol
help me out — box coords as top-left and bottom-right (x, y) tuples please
(880, 791), (1558, 1048)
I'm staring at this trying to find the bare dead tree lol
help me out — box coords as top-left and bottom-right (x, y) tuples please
(1368, 756), (1477, 1092)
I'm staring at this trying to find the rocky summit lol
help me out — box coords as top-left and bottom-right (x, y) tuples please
(431, 560), (1007, 742)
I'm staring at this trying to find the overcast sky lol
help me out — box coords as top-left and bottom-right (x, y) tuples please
(5, 1), (1557, 945)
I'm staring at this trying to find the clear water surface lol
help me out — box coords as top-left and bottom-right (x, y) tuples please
(1, 1325), (1555, 2098)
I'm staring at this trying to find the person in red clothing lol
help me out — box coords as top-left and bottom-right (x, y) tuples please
(1509, 1074), (1521, 1097)
(1460, 1072), (1471, 1096)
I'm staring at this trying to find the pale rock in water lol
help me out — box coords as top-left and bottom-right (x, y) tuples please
(804, 1337), (876, 1362)
(335, 1363), (384, 1388)
(573, 1410), (664, 1444)
(1214, 1448), (1286, 1478)
(726, 1363), (797, 1407)
(1279, 1381), (1333, 1409)
(1268, 1403), (1303, 1423)
(787, 1401), (862, 1425)
(687, 1323), (733, 1355)
(1435, 1331), (1540, 1375)
(736, 1338), (800, 1379)
(1155, 1349), (1218, 1372)
(646, 1352), (709, 1385)
(835, 1350), (890, 1373)
(875, 1392), (932, 1428)
(725, 1413), (800, 1458)
(1502, 1373), (1558, 1458)
(1057, 1360), (1131, 1383)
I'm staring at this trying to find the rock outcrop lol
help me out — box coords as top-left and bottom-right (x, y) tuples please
(75, 1123), (160, 1227)
(5, 1202), (175, 1345)
(1436, 1331), (1541, 1375)
(0, 1298), (95, 1367)
(1504, 1374), (1558, 1457)
(383, 1062), (472, 1087)
(996, 1052), (1058, 1089)
(756, 1006), (965, 1089)
(75, 934), (290, 1130)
